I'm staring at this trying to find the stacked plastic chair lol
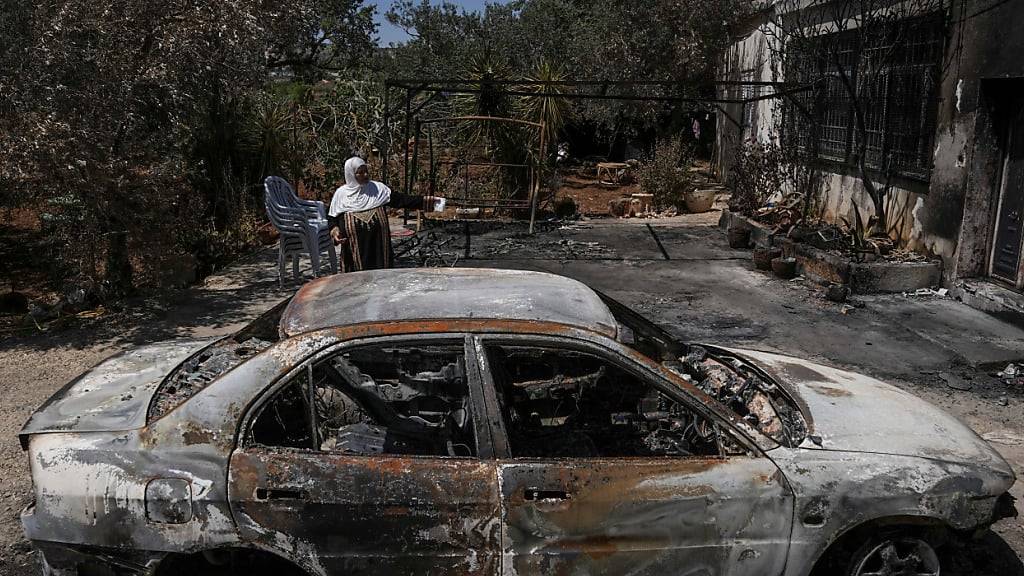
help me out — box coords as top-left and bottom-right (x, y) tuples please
(263, 177), (339, 286)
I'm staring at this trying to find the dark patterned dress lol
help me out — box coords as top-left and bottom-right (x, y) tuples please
(327, 192), (430, 272)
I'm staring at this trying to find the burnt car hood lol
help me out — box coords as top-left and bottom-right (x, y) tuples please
(20, 338), (213, 438)
(733, 349), (1012, 472)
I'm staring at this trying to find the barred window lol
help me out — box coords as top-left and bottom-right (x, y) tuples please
(784, 14), (944, 182)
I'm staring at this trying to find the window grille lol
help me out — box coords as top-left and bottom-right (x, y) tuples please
(783, 13), (944, 182)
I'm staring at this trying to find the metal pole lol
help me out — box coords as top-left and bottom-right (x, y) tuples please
(403, 87), (412, 226)
(529, 122), (546, 235)
(428, 128), (436, 196)
(383, 82), (390, 184)
(411, 119), (422, 231)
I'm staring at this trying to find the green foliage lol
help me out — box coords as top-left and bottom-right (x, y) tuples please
(0, 0), (376, 295)
(638, 136), (695, 210)
(380, 0), (750, 139)
(519, 60), (571, 157)
(266, 0), (377, 80)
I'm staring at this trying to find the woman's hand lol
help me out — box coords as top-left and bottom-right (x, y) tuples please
(427, 197), (447, 212)
(330, 227), (344, 244)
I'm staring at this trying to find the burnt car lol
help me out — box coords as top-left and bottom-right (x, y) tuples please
(20, 268), (1016, 576)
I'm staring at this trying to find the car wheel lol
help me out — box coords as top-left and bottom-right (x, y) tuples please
(848, 534), (941, 576)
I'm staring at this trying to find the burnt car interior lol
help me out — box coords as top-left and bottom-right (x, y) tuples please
(250, 343), (477, 457)
(486, 345), (738, 458)
(598, 291), (807, 448)
(148, 298), (291, 422)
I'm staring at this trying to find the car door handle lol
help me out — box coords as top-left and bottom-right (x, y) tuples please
(255, 487), (306, 501)
(524, 488), (571, 501)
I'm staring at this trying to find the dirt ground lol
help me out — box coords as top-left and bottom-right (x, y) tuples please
(1, 210), (1023, 574)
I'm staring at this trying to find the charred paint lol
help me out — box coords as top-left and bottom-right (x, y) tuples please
(229, 450), (501, 575)
(498, 456), (792, 576)
(282, 268), (619, 340)
(807, 384), (853, 398)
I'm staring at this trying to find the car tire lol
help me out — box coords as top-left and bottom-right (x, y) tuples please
(845, 529), (943, 576)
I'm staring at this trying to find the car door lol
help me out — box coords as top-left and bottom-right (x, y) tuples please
(228, 336), (501, 576)
(475, 335), (793, 576)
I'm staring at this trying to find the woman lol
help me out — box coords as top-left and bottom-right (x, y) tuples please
(328, 157), (444, 272)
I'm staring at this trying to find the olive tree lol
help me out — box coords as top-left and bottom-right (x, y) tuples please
(0, 0), (375, 295)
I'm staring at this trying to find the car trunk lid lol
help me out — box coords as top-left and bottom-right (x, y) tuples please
(20, 339), (213, 444)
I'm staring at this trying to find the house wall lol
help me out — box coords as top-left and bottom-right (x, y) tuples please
(715, 8), (781, 180)
(718, 1), (1024, 285)
(937, 2), (1024, 283)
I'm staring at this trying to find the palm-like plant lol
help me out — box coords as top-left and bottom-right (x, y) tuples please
(519, 59), (570, 162)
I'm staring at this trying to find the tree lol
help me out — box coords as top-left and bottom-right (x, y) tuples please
(378, 0), (748, 144)
(266, 0), (378, 81)
(0, 0), (376, 295)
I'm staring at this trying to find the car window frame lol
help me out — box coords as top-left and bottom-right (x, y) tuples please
(237, 333), (494, 460)
(473, 333), (772, 460)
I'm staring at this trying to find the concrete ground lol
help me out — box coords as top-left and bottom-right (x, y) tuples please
(1, 210), (1023, 573)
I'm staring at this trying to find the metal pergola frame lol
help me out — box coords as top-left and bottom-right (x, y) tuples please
(381, 77), (810, 232)
(413, 115), (547, 232)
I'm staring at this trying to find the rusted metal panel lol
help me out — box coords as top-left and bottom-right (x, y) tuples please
(498, 456), (793, 576)
(229, 450), (501, 575)
(280, 268), (618, 339)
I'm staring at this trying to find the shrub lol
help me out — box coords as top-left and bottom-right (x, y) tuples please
(637, 136), (694, 210)
(727, 140), (792, 217)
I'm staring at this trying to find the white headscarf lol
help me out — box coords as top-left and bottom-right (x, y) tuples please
(328, 157), (392, 216)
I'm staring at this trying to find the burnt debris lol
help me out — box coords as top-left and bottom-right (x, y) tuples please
(671, 346), (807, 447)
(491, 346), (736, 458)
(149, 337), (272, 421)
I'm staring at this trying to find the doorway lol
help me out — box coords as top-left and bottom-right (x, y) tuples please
(990, 98), (1024, 287)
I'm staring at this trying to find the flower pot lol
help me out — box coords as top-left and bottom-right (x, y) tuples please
(728, 226), (751, 249)
(753, 247), (782, 271)
(771, 257), (798, 280)
(684, 188), (716, 213)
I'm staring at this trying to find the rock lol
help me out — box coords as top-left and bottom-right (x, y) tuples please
(940, 372), (972, 391)
(997, 363), (1019, 379)
(826, 284), (851, 303)
(28, 300), (62, 322)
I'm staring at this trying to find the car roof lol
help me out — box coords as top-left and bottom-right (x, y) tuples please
(280, 268), (618, 338)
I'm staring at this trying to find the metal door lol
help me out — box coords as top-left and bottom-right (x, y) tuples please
(476, 336), (793, 576)
(227, 336), (501, 575)
(991, 105), (1024, 285)
(497, 457), (792, 576)
(230, 450), (500, 575)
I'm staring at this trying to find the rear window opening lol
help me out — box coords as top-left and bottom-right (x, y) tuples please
(147, 298), (291, 422)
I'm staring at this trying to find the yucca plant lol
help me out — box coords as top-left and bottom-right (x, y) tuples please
(452, 54), (536, 202)
(519, 59), (570, 162)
